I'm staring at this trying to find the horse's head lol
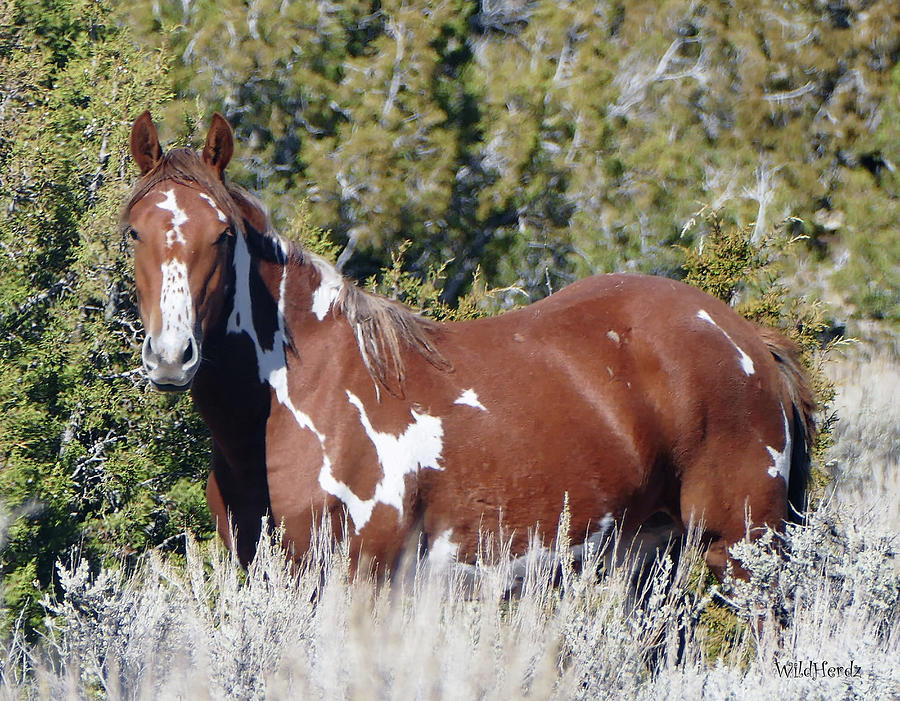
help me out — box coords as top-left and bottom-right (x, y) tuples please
(125, 112), (239, 391)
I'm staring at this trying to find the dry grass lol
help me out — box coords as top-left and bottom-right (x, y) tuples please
(0, 352), (897, 699)
(824, 348), (900, 532)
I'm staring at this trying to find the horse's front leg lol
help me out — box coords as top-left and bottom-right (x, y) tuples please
(207, 441), (272, 566)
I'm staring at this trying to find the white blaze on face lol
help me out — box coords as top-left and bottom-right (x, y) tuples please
(158, 260), (194, 356)
(156, 189), (188, 247)
(766, 405), (792, 488)
(454, 388), (487, 412)
(696, 309), (755, 375)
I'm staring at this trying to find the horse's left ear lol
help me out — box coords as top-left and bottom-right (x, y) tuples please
(202, 112), (234, 179)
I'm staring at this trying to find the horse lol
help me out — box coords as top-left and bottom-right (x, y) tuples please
(122, 111), (816, 583)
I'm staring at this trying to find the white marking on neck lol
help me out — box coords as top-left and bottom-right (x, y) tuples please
(696, 309), (755, 375)
(226, 230), (335, 487)
(766, 405), (792, 487)
(227, 233), (253, 336)
(227, 232), (302, 387)
(454, 389), (487, 412)
(157, 260), (194, 358)
(225, 229), (443, 535)
(198, 193), (227, 223)
(156, 189), (188, 248)
(309, 255), (344, 320)
(228, 226), (384, 533)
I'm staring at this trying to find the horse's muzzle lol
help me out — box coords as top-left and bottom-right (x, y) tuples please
(142, 333), (200, 392)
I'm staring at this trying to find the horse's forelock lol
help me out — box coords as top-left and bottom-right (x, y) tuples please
(120, 148), (253, 235)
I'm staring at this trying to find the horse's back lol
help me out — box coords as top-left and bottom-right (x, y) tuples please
(443, 272), (787, 425)
(414, 273), (797, 569)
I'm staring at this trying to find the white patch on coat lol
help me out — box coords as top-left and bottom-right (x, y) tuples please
(337, 390), (444, 530)
(157, 260), (194, 359)
(428, 529), (461, 571)
(454, 389), (487, 412)
(766, 405), (792, 488)
(309, 255), (344, 320)
(696, 309), (755, 375)
(198, 193), (227, 223)
(317, 392), (446, 534)
(606, 330), (620, 345)
(224, 230), (444, 535)
(156, 189), (188, 247)
(317, 460), (376, 532)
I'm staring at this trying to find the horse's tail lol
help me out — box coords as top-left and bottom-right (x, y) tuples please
(756, 327), (818, 522)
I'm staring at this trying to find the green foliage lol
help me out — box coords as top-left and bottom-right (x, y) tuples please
(289, 211), (496, 323)
(0, 0), (212, 633)
(123, 0), (899, 321)
(680, 211), (768, 308)
(364, 240), (501, 323)
(698, 592), (756, 669)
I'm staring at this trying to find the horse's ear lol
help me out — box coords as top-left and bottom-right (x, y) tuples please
(202, 112), (234, 179)
(130, 110), (163, 175)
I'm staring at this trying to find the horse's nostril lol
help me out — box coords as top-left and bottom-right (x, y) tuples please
(182, 341), (194, 365)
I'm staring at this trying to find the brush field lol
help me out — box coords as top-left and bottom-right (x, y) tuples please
(1, 350), (897, 700)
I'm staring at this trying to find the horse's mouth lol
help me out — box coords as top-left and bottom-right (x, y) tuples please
(150, 379), (193, 393)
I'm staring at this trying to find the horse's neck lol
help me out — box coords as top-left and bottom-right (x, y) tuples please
(192, 226), (348, 447)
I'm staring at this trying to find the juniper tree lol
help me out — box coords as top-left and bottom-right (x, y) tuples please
(126, 0), (899, 316)
(0, 0), (211, 631)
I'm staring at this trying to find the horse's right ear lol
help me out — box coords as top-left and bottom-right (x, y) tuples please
(130, 110), (163, 175)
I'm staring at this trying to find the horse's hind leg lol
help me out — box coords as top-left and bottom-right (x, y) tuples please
(679, 440), (789, 581)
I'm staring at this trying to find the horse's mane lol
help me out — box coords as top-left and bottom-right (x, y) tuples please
(335, 280), (451, 396)
(121, 149), (450, 396)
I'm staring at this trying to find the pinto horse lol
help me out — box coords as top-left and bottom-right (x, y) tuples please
(123, 111), (815, 581)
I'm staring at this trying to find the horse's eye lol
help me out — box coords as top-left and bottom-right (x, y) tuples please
(216, 228), (233, 245)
